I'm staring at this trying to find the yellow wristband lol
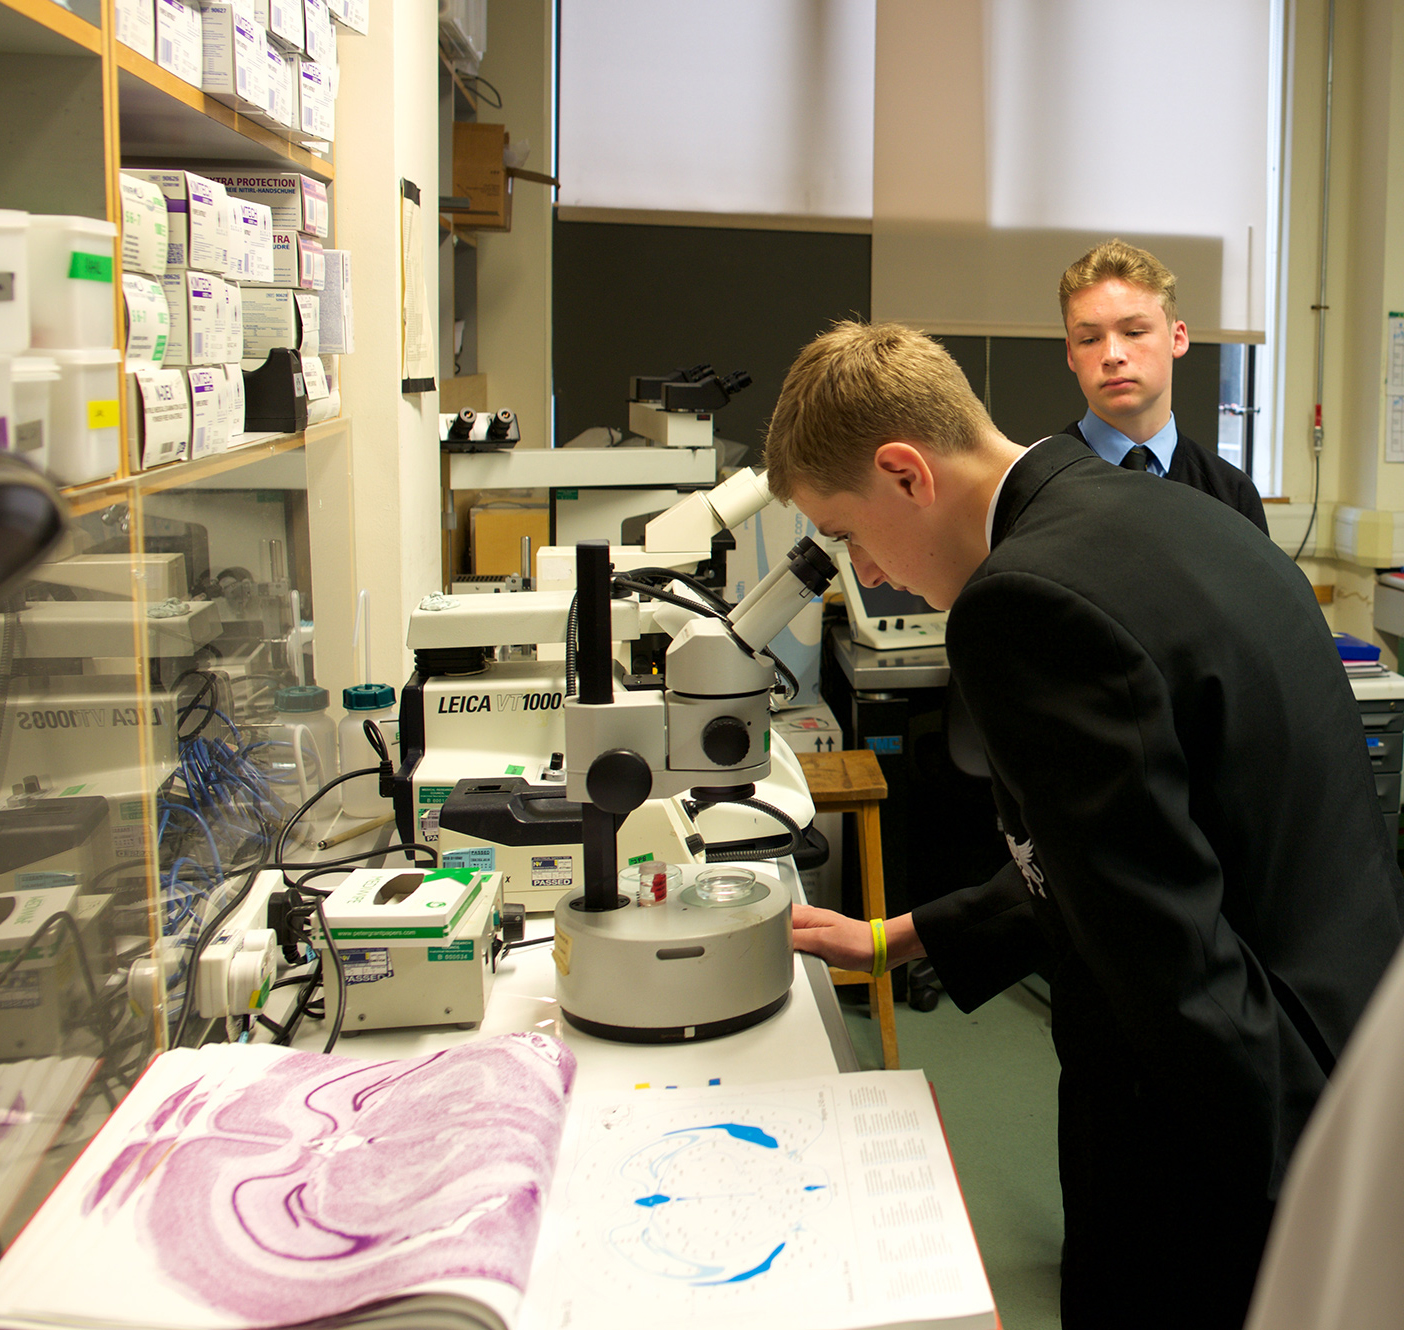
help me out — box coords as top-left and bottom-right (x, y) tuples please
(869, 918), (887, 979)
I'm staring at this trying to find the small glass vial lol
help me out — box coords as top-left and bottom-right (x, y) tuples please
(620, 860), (680, 907)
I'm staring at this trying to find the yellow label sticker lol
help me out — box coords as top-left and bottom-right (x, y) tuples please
(87, 400), (120, 430)
(552, 929), (573, 976)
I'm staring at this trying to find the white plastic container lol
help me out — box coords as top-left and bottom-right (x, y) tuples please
(9, 356), (59, 470)
(338, 683), (396, 819)
(27, 215), (119, 351)
(272, 684), (339, 816)
(47, 348), (122, 484)
(0, 211), (30, 355)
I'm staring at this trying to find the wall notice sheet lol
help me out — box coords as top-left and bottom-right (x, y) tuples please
(519, 1070), (996, 1330)
(400, 177), (435, 394)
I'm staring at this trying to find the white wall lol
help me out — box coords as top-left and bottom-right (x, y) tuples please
(333, 0), (444, 688)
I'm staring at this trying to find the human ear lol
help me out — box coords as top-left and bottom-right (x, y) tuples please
(873, 442), (936, 505)
(1171, 320), (1189, 359)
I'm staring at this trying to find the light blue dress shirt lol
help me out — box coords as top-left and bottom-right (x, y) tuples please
(1079, 410), (1178, 476)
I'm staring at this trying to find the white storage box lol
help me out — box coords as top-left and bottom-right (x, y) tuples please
(222, 280), (243, 362)
(318, 249), (352, 354)
(303, 354), (336, 424)
(9, 357), (58, 469)
(122, 273), (170, 368)
(206, 169), (328, 238)
(116, 0), (156, 59)
(126, 170), (228, 274)
(27, 215), (118, 350)
(202, 1), (269, 113)
(258, 231), (323, 289)
(48, 348), (122, 485)
(326, 0), (367, 34)
(240, 287), (316, 359)
(303, 0), (333, 61)
(118, 173), (168, 279)
(229, 199), (275, 283)
(224, 362), (246, 436)
(185, 366), (225, 458)
(156, 0), (203, 86)
(296, 60), (335, 143)
(128, 365), (190, 469)
(254, 0), (303, 54)
(258, 42), (296, 129)
(161, 270), (223, 367)
(0, 211), (29, 355)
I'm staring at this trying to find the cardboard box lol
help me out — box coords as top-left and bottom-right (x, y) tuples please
(126, 169), (228, 273)
(228, 198), (275, 284)
(128, 366), (190, 468)
(160, 270), (223, 367)
(201, 1), (269, 115)
(303, 0), (334, 63)
(186, 366), (224, 458)
(253, 0), (303, 54)
(121, 273), (170, 367)
(326, 0), (367, 34)
(318, 249), (353, 354)
(254, 41), (296, 128)
(116, 0), (155, 60)
(119, 173), (168, 279)
(471, 505), (551, 577)
(451, 122), (510, 231)
(296, 60), (335, 143)
(240, 287), (317, 360)
(205, 169), (328, 238)
(156, 0), (202, 86)
(224, 362), (245, 436)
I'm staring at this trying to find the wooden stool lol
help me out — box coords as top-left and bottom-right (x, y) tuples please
(796, 748), (899, 1070)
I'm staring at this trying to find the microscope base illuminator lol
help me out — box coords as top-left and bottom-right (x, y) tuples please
(551, 863), (792, 1042)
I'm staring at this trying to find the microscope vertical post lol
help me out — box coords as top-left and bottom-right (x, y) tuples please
(575, 541), (624, 911)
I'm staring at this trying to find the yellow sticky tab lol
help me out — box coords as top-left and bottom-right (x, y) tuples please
(87, 399), (120, 430)
(552, 929), (573, 976)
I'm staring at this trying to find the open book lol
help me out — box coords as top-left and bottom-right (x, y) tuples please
(0, 1037), (995, 1330)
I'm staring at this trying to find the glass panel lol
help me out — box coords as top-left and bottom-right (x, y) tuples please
(0, 508), (162, 1246)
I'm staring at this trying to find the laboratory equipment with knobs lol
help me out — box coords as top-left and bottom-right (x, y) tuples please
(552, 535), (837, 1043)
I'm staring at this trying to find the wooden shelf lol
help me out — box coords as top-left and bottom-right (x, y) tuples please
(61, 430), (314, 514)
(116, 45), (333, 180)
(0, 0), (101, 56)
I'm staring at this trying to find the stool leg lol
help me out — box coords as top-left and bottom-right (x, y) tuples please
(855, 800), (899, 1071)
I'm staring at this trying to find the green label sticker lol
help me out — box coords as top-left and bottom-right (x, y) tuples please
(69, 251), (114, 283)
(428, 940), (476, 961)
(444, 847), (496, 871)
(59, 785), (87, 797)
(419, 785), (454, 805)
(504, 764), (525, 776)
(557, 489), (578, 500)
(627, 851), (653, 865)
(119, 800), (143, 820)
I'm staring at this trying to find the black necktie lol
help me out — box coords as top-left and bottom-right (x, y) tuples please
(1121, 445), (1151, 472)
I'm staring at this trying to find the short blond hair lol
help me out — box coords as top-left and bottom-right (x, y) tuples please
(1059, 239), (1178, 326)
(764, 322), (993, 501)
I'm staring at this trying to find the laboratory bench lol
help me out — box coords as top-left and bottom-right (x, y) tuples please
(261, 857), (860, 1090)
(821, 621), (1404, 934)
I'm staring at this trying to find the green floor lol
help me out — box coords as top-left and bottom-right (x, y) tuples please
(841, 981), (1064, 1330)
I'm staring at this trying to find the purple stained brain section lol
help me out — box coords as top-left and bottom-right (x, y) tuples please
(84, 1034), (576, 1325)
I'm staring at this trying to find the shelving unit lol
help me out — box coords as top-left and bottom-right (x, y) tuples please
(0, 0), (361, 1245)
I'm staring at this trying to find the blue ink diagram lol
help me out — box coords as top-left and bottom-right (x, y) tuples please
(553, 1096), (845, 1309)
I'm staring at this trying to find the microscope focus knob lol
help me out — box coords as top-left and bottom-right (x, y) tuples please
(586, 748), (653, 814)
(702, 716), (750, 766)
